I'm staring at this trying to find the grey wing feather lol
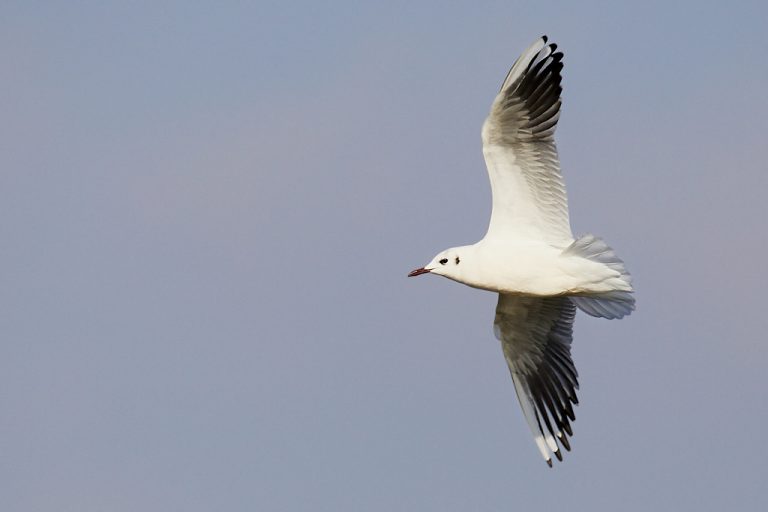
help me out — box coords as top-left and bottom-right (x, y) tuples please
(494, 294), (579, 465)
(485, 40), (564, 144)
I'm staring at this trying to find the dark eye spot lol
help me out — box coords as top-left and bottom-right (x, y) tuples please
(439, 258), (448, 265)
(455, 257), (460, 264)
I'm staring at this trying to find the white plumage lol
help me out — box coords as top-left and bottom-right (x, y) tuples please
(409, 36), (635, 466)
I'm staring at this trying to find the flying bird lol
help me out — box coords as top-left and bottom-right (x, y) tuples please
(408, 36), (634, 466)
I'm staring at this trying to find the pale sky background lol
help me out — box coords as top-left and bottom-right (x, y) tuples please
(2, 1), (767, 510)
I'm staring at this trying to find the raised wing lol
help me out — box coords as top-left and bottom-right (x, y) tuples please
(494, 294), (579, 466)
(481, 36), (572, 244)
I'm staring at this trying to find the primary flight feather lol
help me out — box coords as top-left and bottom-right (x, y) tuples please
(408, 35), (635, 466)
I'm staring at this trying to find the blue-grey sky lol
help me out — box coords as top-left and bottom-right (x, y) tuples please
(2, 1), (767, 510)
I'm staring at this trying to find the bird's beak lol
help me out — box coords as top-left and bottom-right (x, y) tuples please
(408, 267), (431, 277)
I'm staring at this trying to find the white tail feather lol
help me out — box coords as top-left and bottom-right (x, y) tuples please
(564, 234), (635, 319)
(571, 292), (635, 319)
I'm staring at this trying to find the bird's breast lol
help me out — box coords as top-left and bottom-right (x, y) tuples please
(461, 242), (580, 296)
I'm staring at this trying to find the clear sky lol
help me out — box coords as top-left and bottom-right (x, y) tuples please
(2, 1), (767, 510)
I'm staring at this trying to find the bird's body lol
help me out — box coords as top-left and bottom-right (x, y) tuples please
(435, 238), (630, 297)
(409, 36), (635, 466)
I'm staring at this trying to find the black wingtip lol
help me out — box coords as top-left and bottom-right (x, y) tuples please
(554, 449), (563, 462)
(546, 458), (553, 468)
(542, 35), (548, 43)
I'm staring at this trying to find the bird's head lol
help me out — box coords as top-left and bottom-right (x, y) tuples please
(408, 246), (468, 279)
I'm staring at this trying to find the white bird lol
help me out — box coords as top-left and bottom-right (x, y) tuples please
(408, 35), (634, 466)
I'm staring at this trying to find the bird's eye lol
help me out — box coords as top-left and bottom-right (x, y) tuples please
(439, 258), (448, 265)
(455, 257), (460, 264)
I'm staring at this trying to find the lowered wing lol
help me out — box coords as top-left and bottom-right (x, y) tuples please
(494, 294), (580, 466)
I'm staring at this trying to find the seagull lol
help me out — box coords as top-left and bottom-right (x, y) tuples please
(408, 35), (634, 466)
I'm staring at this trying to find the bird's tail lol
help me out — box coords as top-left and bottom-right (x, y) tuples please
(562, 234), (635, 319)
